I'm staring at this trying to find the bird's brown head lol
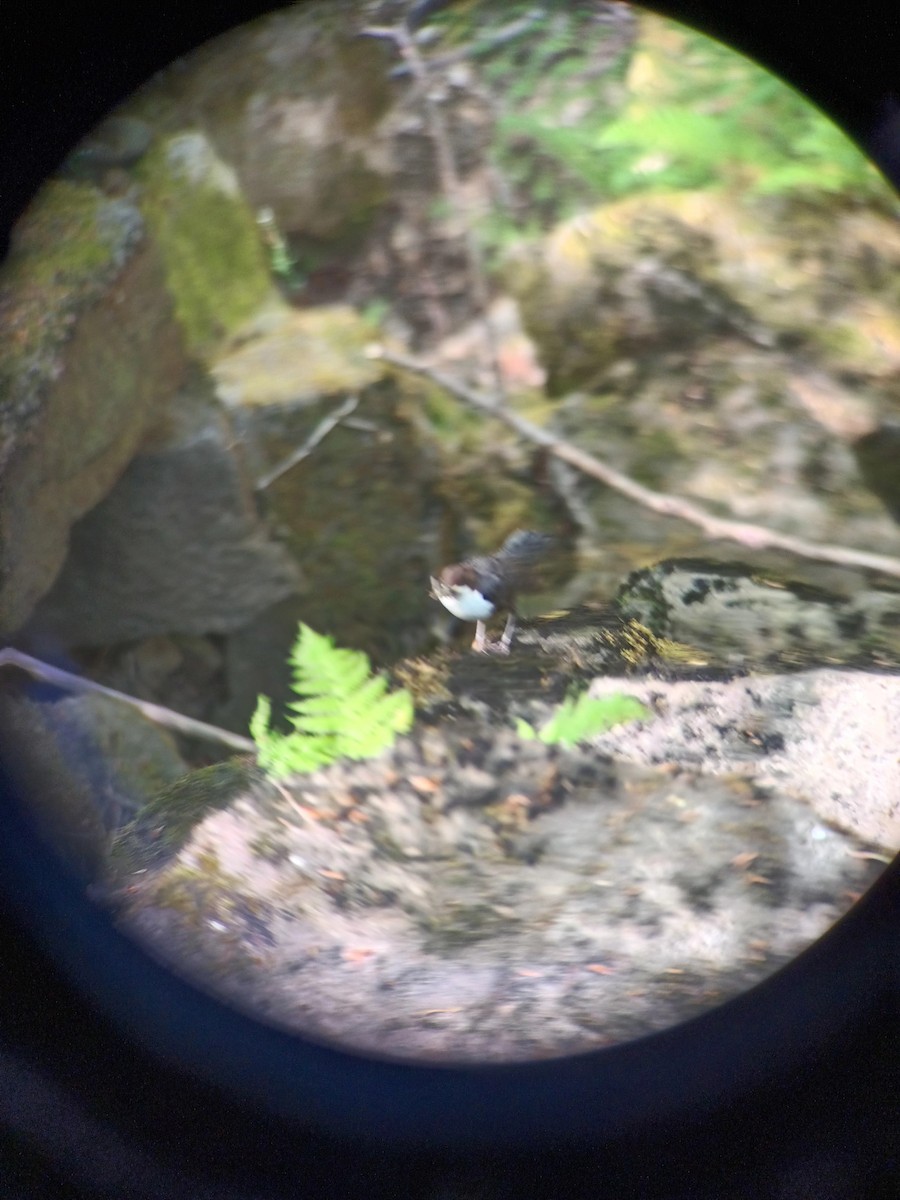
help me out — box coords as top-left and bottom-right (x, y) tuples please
(438, 563), (478, 589)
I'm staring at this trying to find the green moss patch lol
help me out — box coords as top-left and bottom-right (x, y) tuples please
(138, 133), (274, 354)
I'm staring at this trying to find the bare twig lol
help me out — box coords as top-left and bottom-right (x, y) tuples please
(0, 648), (256, 753)
(255, 395), (359, 490)
(387, 11), (542, 79)
(361, 21), (505, 395)
(374, 347), (900, 580)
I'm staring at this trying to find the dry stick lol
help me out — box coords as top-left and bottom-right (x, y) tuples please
(0, 648), (256, 753)
(375, 347), (900, 581)
(387, 11), (541, 79)
(255, 395), (359, 491)
(362, 23), (505, 396)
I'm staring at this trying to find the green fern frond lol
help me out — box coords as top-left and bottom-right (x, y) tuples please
(518, 692), (650, 747)
(250, 624), (414, 780)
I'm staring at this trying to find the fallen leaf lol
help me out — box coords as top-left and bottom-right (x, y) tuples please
(586, 963), (615, 975)
(504, 792), (531, 807)
(731, 851), (759, 869)
(285, 800), (323, 821)
(409, 775), (440, 795)
(341, 947), (376, 963)
(746, 874), (771, 885)
(319, 869), (346, 880)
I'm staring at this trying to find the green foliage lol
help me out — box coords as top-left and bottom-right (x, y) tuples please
(257, 209), (299, 282)
(594, 40), (886, 202)
(481, 5), (632, 236)
(469, 7), (893, 263)
(516, 692), (650, 748)
(250, 624), (414, 780)
(360, 297), (391, 330)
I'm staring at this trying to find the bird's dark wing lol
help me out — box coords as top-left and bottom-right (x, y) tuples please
(494, 530), (556, 592)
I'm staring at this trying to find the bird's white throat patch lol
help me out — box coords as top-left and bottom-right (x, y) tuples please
(433, 581), (495, 621)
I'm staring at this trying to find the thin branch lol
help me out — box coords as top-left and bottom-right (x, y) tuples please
(374, 347), (900, 581)
(387, 11), (542, 79)
(361, 21), (505, 395)
(255, 395), (359, 490)
(0, 648), (256, 753)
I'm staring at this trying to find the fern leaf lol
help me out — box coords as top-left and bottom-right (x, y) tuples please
(249, 624), (414, 780)
(337, 687), (414, 759)
(536, 692), (650, 747)
(249, 694), (273, 745)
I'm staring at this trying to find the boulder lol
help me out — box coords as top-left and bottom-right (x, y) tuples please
(500, 194), (900, 597)
(23, 373), (302, 646)
(0, 688), (188, 880)
(136, 132), (276, 354)
(211, 305), (438, 661)
(132, 4), (394, 242)
(0, 180), (188, 634)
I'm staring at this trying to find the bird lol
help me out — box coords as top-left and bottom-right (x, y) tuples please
(430, 530), (556, 654)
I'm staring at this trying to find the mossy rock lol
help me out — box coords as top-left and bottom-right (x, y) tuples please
(137, 132), (275, 355)
(0, 175), (188, 634)
(0, 689), (188, 881)
(0, 179), (144, 442)
(107, 759), (266, 880)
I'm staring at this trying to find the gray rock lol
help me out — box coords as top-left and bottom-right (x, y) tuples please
(616, 559), (900, 664)
(0, 689), (187, 879)
(105, 661), (892, 1060)
(0, 180), (188, 635)
(24, 381), (302, 646)
(133, 9), (394, 241)
(586, 668), (900, 850)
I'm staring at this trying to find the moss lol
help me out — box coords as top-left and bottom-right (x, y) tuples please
(107, 759), (262, 879)
(0, 179), (143, 434)
(6, 180), (122, 284)
(420, 900), (521, 952)
(258, 379), (432, 660)
(212, 305), (381, 406)
(597, 617), (705, 670)
(137, 134), (273, 354)
(392, 656), (453, 709)
(626, 426), (683, 488)
(150, 854), (230, 921)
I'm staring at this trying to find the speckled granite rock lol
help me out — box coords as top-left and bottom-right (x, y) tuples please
(101, 577), (895, 1062)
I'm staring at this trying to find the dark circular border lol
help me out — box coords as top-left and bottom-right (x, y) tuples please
(2, 2), (898, 1195)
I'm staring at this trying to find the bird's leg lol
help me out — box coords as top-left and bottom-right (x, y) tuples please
(472, 617), (513, 655)
(498, 610), (517, 653)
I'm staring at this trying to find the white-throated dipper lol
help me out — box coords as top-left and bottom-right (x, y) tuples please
(430, 530), (556, 654)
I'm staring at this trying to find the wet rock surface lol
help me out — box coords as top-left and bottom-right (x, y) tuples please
(104, 589), (895, 1063)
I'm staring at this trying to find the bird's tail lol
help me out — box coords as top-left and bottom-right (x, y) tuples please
(497, 530), (556, 563)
